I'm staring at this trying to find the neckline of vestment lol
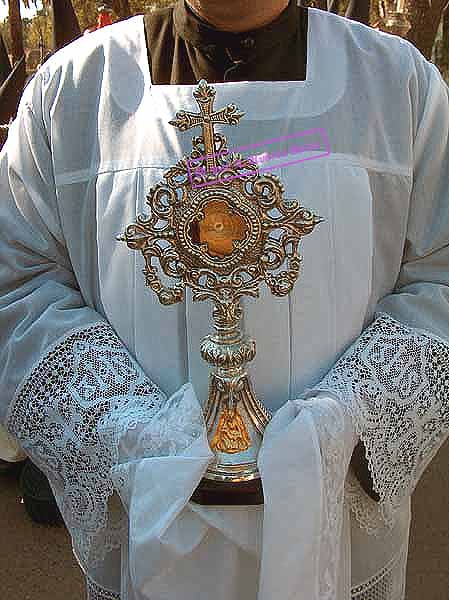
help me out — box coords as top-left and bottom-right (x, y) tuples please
(137, 8), (348, 120)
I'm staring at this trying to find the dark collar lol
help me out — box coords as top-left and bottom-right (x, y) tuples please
(173, 0), (302, 57)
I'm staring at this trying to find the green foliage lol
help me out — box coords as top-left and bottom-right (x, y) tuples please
(71, 0), (97, 30)
(0, 17), (11, 48)
(24, 8), (51, 54)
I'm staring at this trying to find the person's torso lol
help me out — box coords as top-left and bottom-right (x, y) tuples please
(41, 10), (415, 409)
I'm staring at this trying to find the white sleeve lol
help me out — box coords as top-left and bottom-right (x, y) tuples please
(0, 68), (158, 559)
(311, 49), (449, 529)
(0, 71), (107, 423)
(0, 69), (210, 595)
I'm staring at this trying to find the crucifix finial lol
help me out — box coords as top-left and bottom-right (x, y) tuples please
(169, 79), (244, 173)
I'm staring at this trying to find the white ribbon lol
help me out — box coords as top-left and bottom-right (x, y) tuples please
(111, 384), (213, 599)
(116, 386), (356, 600)
(258, 395), (356, 600)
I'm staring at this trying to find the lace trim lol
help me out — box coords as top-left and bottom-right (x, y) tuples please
(350, 542), (407, 600)
(318, 313), (449, 531)
(6, 322), (166, 567)
(344, 471), (389, 537)
(300, 397), (354, 600)
(87, 578), (120, 600)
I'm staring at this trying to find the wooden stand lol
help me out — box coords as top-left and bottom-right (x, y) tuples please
(190, 477), (264, 506)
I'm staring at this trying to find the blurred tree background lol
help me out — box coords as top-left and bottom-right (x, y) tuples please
(0, 0), (449, 80)
(307, 0), (449, 80)
(0, 0), (174, 64)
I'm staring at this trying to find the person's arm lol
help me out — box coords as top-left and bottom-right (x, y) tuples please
(0, 66), (210, 590)
(311, 47), (449, 527)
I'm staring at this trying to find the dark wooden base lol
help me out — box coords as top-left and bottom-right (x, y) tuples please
(190, 476), (264, 506)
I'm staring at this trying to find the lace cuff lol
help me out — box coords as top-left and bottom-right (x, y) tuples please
(315, 313), (449, 529)
(311, 397), (355, 600)
(87, 577), (120, 600)
(6, 322), (166, 568)
(350, 541), (408, 600)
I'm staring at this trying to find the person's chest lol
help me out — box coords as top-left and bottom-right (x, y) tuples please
(48, 15), (413, 406)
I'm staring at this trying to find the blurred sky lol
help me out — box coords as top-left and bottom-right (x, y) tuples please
(0, 1), (42, 21)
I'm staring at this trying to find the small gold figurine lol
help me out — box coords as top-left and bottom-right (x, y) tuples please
(211, 406), (252, 454)
(120, 79), (321, 504)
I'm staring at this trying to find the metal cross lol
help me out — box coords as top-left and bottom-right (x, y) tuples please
(169, 79), (244, 174)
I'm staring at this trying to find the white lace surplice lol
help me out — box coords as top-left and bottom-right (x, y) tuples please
(1, 8), (449, 600)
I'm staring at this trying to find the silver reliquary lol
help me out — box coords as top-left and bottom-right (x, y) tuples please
(120, 80), (321, 505)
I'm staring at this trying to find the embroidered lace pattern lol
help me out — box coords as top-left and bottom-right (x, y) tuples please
(344, 470), (391, 537)
(318, 313), (449, 530)
(351, 542), (408, 600)
(6, 322), (167, 567)
(87, 578), (120, 600)
(310, 398), (353, 600)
